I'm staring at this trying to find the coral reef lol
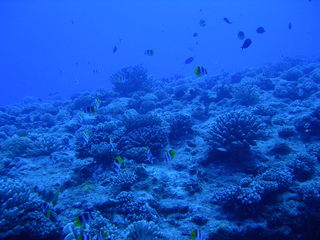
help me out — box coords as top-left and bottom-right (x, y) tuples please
(1, 60), (320, 240)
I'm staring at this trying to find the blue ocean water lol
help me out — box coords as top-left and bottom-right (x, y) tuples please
(0, 0), (319, 105)
(1, 1), (320, 240)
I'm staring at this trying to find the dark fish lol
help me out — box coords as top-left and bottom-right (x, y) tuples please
(288, 22), (292, 30)
(256, 27), (265, 34)
(199, 19), (206, 27)
(144, 49), (154, 56)
(75, 212), (94, 227)
(193, 32), (198, 37)
(113, 46), (117, 53)
(194, 66), (208, 77)
(237, 31), (245, 40)
(241, 38), (252, 49)
(184, 57), (194, 64)
(223, 17), (232, 24)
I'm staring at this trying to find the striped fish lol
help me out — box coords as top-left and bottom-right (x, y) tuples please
(82, 130), (90, 144)
(145, 146), (153, 164)
(74, 212), (94, 227)
(191, 229), (205, 240)
(114, 156), (123, 173)
(109, 137), (115, 152)
(194, 66), (208, 77)
(165, 149), (176, 162)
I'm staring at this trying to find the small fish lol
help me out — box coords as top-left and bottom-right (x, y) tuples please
(113, 46), (117, 53)
(199, 19), (206, 27)
(191, 229), (204, 240)
(82, 130), (90, 144)
(193, 32), (198, 37)
(96, 230), (106, 240)
(83, 106), (97, 115)
(241, 38), (252, 49)
(93, 97), (101, 109)
(77, 113), (84, 123)
(165, 149), (176, 162)
(288, 22), (292, 30)
(81, 231), (93, 240)
(109, 137), (115, 152)
(144, 49), (154, 56)
(237, 31), (245, 40)
(145, 146), (153, 164)
(184, 57), (194, 64)
(256, 26), (265, 34)
(223, 17), (232, 24)
(194, 66), (208, 77)
(114, 156), (123, 173)
(51, 189), (60, 207)
(40, 202), (51, 218)
(75, 212), (94, 227)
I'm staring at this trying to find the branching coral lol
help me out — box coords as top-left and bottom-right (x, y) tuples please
(208, 111), (263, 154)
(111, 65), (151, 96)
(127, 220), (161, 240)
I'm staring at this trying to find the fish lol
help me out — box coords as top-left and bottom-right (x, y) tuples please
(109, 137), (115, 152)
(40, 202), (51, 218)
(81, 231), (93, 240)
(237, 31), (245, 40)
(74, 212), (94, 227)
(93, 97), (101, 110)
(82, 130), (90, 144)
(144, 49), (155, 56)
(223, 17), (232, 24)
(256, 27), (265, 34)
(165, 149), (176, 162)
(96, 230), (106, 240)
(191, 229), (204, 240)
(145, 146), (153, 164)
(114, 156), (123, 173)
(51, 189), (60, 207)
(241, 38), (252, 49)
(83, 106), (97, 115)
(184, 57), (194, 64)
(193, 32), (198, 37)
(194, 66), (208, 77)
(113, 46), (117, 53)
(199, 19), (206, 27)
(288, 22), (292, 30)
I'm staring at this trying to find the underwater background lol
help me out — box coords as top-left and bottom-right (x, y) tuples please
(1, 0), (320, 239)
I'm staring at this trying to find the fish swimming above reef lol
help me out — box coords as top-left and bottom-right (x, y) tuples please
(113, 45), (117, 53)
(82, 130), (90, 144)
(193, 32), (198, 37)
(191, 229), (205, 240)
(114, 156), (123, 173)
(83, 106), (97, 115)
(109, 137), (115, 152)
(194, 66), (208, 77)
(199, 19), (206, 27)
(145, 146), (153, 164)
(75, 212), (94, 227)
(241, 38), (252, 49)
(165, 149), (176, 162)
(96, 230), (106, 240)
(256, 26), (265, 34)
(237, 31), (245, 40)
(184, 57), (194, 64)
(223, 17), (232, 24)
(144, 49), (155, 56)
(288, 22), (292, 30)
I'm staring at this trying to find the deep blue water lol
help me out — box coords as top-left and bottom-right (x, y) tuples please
(0, 0), (319, 105)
